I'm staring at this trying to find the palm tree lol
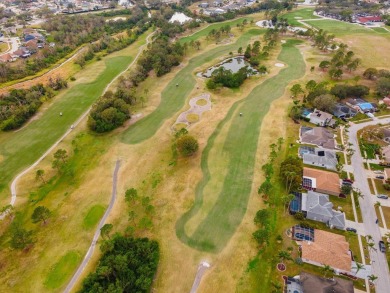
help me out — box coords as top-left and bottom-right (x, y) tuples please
(35, 169), (46, 184)
(367, 242), (377, 252)
(375, 201), (381, 208)
(353, 262), (365, 276)
(368, 274), (378, 285)
(366, 235), (373, 242)
(282, 194), (295, 215)
(322, 264), (334, 278)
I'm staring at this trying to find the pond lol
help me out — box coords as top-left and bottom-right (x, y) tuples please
(197, 56), (258, 78)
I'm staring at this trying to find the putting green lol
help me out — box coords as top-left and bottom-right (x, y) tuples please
(0, 33), (149, 199)
(175, 39), (306, 253)
(121, 29), (262, 145)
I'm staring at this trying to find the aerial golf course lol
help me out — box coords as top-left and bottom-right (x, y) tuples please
(3, 7), (383, 293)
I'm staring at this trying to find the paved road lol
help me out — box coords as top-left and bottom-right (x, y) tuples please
(189, 262), (210, 293)
(63, 160), (121, 293)
(347, 118), (390, 292)
(0, 31), (155, 220)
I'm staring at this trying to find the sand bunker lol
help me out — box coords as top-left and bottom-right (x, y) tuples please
(172, 93), (211, 129)
(275, 63), (285, 67)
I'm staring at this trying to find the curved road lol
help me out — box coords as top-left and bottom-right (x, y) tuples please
(63, 160), (120, 293)
(0, 30), (155, 219)
(347, 117), (390, 293)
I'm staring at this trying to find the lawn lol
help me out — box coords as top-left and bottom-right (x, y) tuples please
(282, 8), (319, 27)
(121, 29), (263, 145)
(44, 250), (81, 289)
(175, 39), (305, 253)
(381, 206), (390, 229)
(0, 42), (8, 53)
(373, 179), (390, 196)
(371, 27), (389, 34)
(368, 163), (385, 171)
(304, 19), (373, 35)
(332, 194), (354, 221)
(0, 32), (149, 205)
(179, 17), (254, 44)
(83, 204), (106, 230)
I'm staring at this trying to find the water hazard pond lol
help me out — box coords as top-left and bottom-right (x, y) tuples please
(197, 56), (258, 78)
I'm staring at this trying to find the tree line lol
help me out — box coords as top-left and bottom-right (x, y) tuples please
(0, 79), (67, 131)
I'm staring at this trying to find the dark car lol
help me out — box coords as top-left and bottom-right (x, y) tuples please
(343, 179), (354, 184)
(379, 240), (386, 253)
(377, 194), (389, 199)
(376, 175), (385, 179)
(346, 227), (357, 233)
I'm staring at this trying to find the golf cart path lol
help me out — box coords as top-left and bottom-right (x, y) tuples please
(0, 31), (155, 219)
(64, 160), (121, 293)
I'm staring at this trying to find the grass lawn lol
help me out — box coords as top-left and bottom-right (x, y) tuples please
(83, 204), (106, 230)
(44, 250), (81, 289)
(353, 191), (363, 223)
(304, 19), (373, 35)
(373, 179), (390, 196)
(332, 195), (354, 221)
(371, 27), (389, 34)
(368, 163), (385, 171)
(175, 39), (305, 253)
(381, 206), (390, 229)
(0, 42), (8, 53)
(0, 33), (149, 205)
(179, 17), (254, 44)
(121, 29), (263, 145)
(282, 8), (319, 27)
(368, 179), (375, 194)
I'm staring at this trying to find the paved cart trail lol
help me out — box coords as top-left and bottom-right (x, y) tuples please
(63, 160), (121, 293)
(0, 31), (155, 218)
(175, 40), (306, 253)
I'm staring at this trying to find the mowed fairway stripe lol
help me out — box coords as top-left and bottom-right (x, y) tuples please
(0, 52), (137, 196)
(120, 29), (262, 145)
(176, 40), (305, 253)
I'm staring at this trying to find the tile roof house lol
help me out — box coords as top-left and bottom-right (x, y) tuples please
(0, 53), (17, 63)
(300, 127), (335, 149)
(309, 109), (334, 127)
(300, 229), (352, 273)
(303, 167), (341, 196)
(302, 191), (345, 230)
(286, 272), (354, 293)
(332, 103), (357, 119)
(299, 146), (338, 171)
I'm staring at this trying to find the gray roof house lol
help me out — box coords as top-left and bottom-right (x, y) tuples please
(333, 103), (357, 118)
(309, 109), (335, 127)
(299, 146), (338, 171)
(300, 127), (336, 149)
(302, 191), (345, 230)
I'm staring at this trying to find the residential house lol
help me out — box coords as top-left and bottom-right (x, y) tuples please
(299, 126), (336, 149)
(285, 272), (354, 293)
(382, 97), (390, 107)
(302, 191), (345, 229)
(309, 109), (334, 127)
(346, 98), (377, 113)
(299, 146), (338, 171)
(24, 32), (44, 43)
(299, 229), (352, 273)
(357, 16), (382, 24)
(12, 47), (31, 58)
(382, 145), (390, 163)
(332, 103), (357, 119)
(213, 0), (224, 6)
(198, 2), (209, 8)
(0, 53), (17, 63)
(303, 167), (341, 196)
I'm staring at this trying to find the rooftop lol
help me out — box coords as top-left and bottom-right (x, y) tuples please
(300, 127), (335, 149)
(301, 229), (351, 272)
(303, 167), (340, 195)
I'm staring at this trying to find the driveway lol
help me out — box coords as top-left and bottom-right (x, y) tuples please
(347, 118), (390, 292)
(0, 36), (20, 56)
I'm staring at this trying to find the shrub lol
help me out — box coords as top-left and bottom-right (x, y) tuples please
(177, 135), (199, 157)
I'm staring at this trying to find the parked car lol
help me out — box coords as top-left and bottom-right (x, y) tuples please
(376, 175), (385, 179)
(346, 227), (357, 233)
(377, 194), (389, 199)
(379, 240), (386, 253)
(343, 179), (354, 184)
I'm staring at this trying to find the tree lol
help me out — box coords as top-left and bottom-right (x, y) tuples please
(253, 228), (269, 246)
(282, 194), (295, 214)
(319, 60), (331, 71)
(367, 242), (377, 252)
(54, 149), (68, 164)
(363, 68), (378, 80)
(100, 224), (113, 239)
(254, 209), (270, 227)
(368, 274), (378, 284)
(290, 84), (303, 98)
(329, 68), (343, 80)
(377, 77), (390, 97)
(321, 264), (334, 278)
(353, 262), (365, 276)
(306, 80), (317, 92)
(280, 157), (303, 193)
(31, 206), (51, 224)
(312, 94), (336, 113)
(341, 184), (352, 195)
(244, 44), (251, 59)
(238, 47), (243, 54)
(177, 135), (199, 157)
(125, 188), (138, 203)
(278, 250), (292, 264)
(10, 226), (33, 250)
(35, 169), (46, 184)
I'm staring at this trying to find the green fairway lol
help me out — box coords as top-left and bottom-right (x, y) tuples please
(83, 204), (106, 230)
(179, 17), (254, 44)
(304, 19), (372, 35)
(282, 8), (319, 27)
(0, 34), (148, 202)
(121, 29), (262, 144)
(44, 250), (81, 289)
(175, 39), (306, 253)
(371, 27), (389, 34)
